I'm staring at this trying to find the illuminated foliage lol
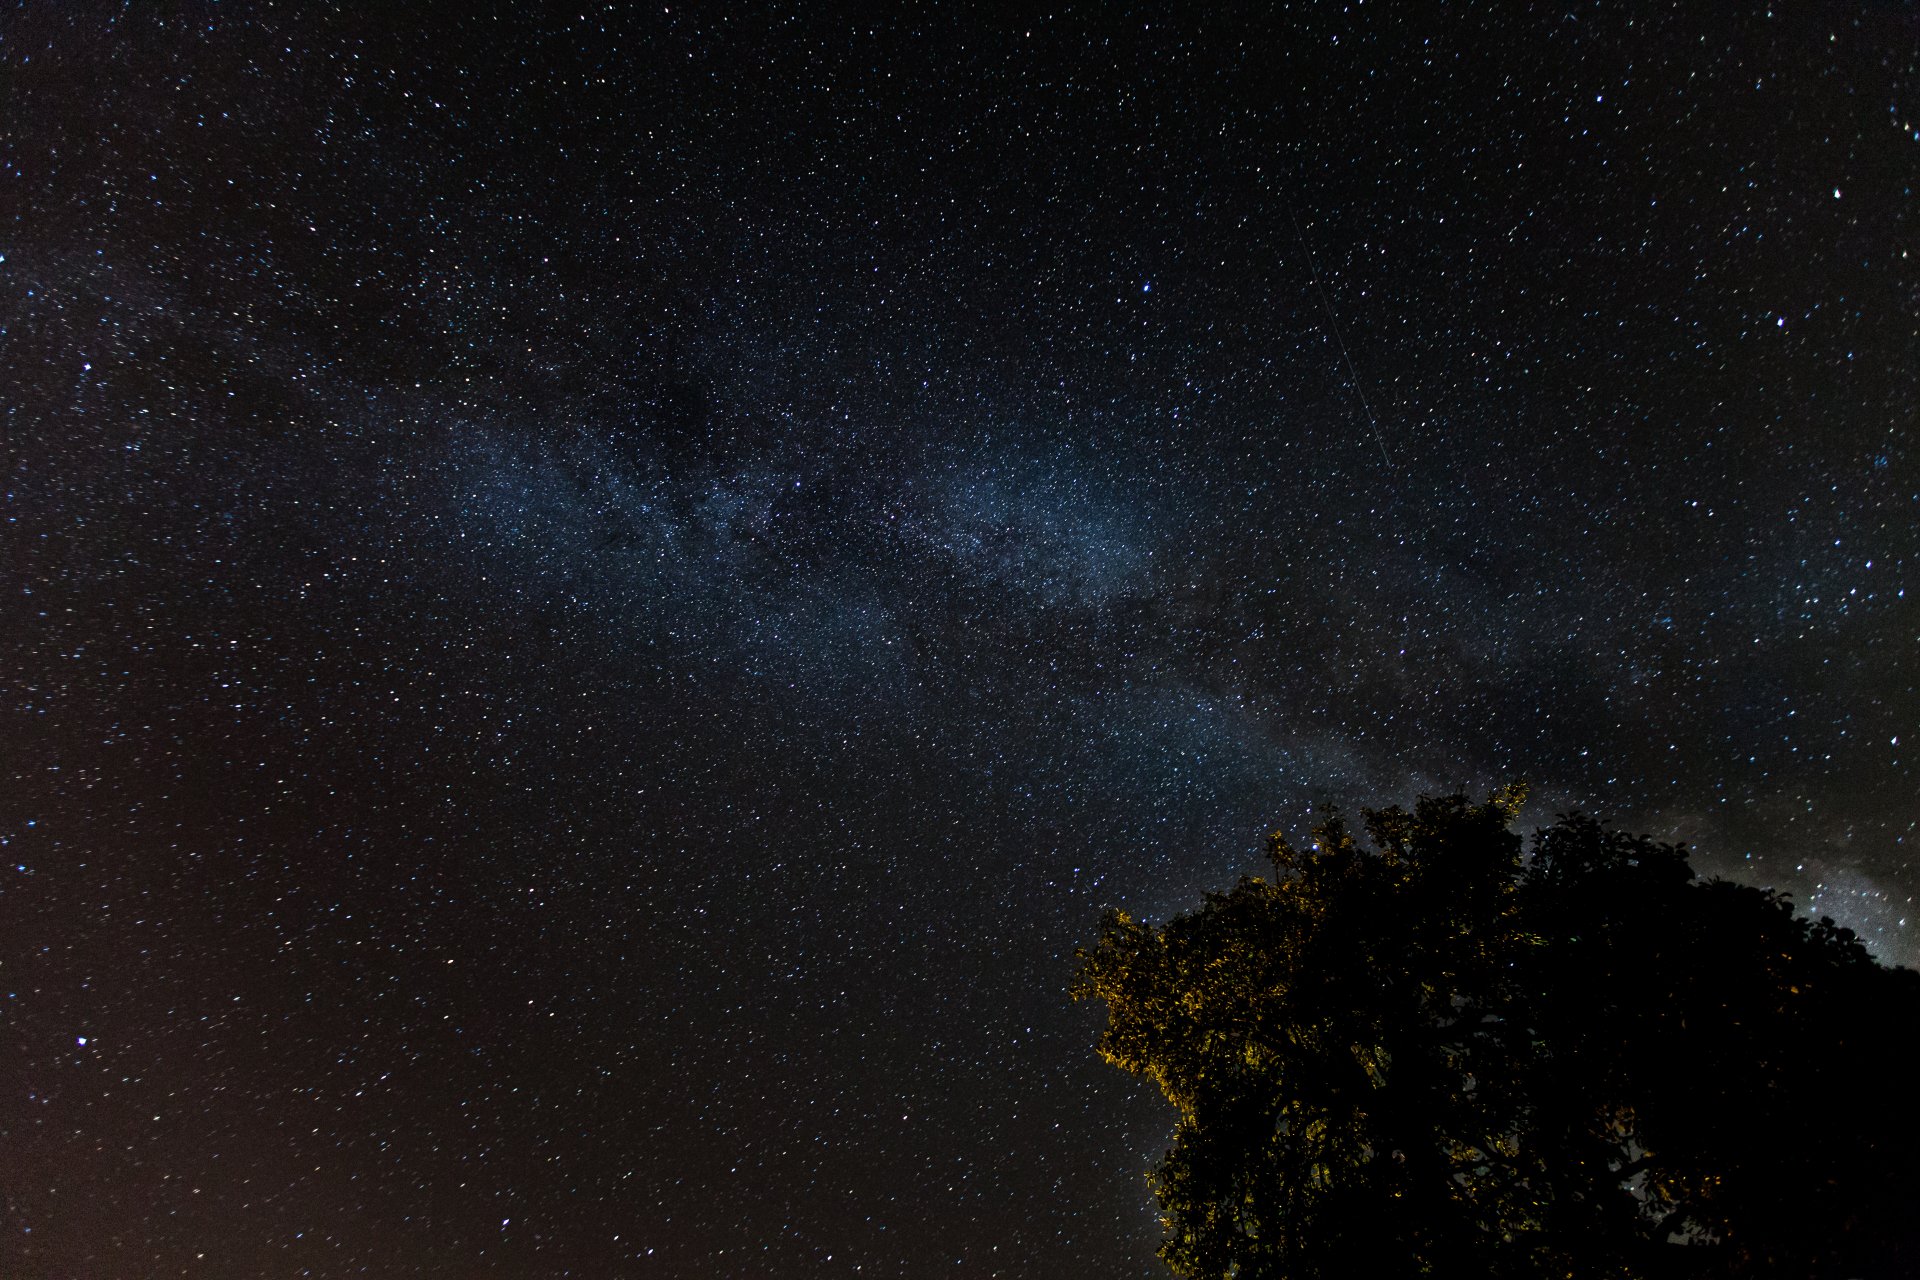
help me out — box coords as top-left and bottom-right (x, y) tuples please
(1075, 791), (1920, 1279)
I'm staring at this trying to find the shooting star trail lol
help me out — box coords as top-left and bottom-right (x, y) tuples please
(1289, 206), (1395, 470)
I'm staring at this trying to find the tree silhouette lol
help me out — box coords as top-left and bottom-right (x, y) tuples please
(1075, 790), (1920, 1279)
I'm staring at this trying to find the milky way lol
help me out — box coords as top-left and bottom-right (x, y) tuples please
(5, 5), (1916, 1276)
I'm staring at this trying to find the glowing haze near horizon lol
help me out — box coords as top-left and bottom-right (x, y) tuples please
(4, 4), (1916, 1276)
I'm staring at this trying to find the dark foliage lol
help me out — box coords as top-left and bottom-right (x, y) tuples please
(1075, 791), (1920, 1278)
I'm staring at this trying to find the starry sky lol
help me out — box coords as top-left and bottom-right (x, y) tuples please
(4, 3), (1916, 1276)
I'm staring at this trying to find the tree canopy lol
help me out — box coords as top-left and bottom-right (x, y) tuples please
(1074, 790), (1920, 1279)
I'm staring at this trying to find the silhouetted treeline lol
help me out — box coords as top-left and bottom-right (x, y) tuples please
(1076, 789), (1920, 1278)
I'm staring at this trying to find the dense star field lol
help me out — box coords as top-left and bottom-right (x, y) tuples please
(4, 4), (1916, 1276)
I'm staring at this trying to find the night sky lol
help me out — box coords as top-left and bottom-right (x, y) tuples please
(4, 4), (1917, 1276)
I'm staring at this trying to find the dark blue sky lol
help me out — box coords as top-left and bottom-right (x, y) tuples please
(5, 4), (1915, 1276)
